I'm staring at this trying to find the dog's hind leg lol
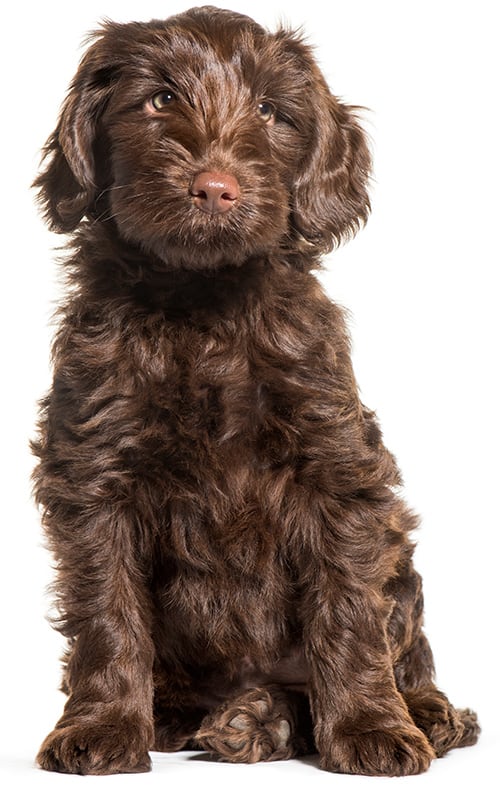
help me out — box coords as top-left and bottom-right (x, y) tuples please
(152, 663), (209, 752)
(387, 557), (480, 757)
(153, 706), (207, 752)
(195, 686), (314, 763)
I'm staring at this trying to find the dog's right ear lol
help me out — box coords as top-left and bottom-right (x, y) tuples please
(34, 29), (119, 232)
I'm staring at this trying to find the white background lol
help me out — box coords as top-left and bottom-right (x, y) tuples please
(1, 0), (498, 785)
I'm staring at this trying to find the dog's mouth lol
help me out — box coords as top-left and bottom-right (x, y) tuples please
(158, 207), (273, 270)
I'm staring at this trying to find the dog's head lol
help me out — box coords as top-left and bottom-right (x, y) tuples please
(36, 6), (371, 269)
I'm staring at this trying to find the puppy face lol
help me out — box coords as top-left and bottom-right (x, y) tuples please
(36, 7), (371, 269)
(103, 16), (299, 268)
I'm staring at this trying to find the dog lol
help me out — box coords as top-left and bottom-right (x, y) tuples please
(32, 5), (479, 776)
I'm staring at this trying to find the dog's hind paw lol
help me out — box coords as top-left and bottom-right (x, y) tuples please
(196, 687), (297, 763)
(404, 688), (481, 756)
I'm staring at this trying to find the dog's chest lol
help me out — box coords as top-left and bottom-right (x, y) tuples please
(138, 323), (298, 474)
(136, 326), (300, 660)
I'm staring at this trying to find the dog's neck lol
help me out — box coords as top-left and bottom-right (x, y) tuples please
(63, 222), (313, 321)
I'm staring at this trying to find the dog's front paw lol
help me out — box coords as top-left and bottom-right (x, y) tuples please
(320, 724), (435, 777)
(37, 713), (152, 775)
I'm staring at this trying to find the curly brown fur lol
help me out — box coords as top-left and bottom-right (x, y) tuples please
(195, 686), (311, 762)
(32, 5), (479, 777)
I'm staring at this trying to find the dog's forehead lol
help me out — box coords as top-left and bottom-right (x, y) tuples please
(88, 7), (320, 103)
(88, 12), (320, 120)
(127, 19), (272, 80)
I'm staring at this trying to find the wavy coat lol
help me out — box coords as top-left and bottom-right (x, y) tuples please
(32, 6), (478, 776)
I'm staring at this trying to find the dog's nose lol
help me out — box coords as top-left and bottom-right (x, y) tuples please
(190, 171), (240, 214)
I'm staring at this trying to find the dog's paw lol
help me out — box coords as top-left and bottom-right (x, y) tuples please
(404, 688), (481, 756)
(456, 708), (481, 749)
(320, 724), (435, 777)
(196, 688), (296, 763)
(37, 714), (152, 775)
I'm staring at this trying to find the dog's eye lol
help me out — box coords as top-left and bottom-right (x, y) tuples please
(150, 90), (176, 111)
(257, 101), (276, 124)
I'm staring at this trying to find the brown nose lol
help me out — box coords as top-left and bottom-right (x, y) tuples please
(190, 171), (240, 214)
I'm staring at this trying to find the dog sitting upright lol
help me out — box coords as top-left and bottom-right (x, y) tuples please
(33, 5), (479, 776)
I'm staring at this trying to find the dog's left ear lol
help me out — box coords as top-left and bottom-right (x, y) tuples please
(34, 29), (119, 232)
(282, 37), (372, 251)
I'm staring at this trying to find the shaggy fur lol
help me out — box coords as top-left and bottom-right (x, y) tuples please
(32, 6), (479, 776)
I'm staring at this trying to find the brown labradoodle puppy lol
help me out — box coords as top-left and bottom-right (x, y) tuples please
(32, 5), (479, 776)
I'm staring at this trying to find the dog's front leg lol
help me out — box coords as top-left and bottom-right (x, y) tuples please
(36, 503), (154, 775)
(300, 524), (435, 776)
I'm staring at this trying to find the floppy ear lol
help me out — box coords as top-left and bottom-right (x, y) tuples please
(34, 34), (118, 232)
(292, 79), (372, 252)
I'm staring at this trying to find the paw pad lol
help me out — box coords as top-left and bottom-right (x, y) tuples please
(197, 689), (295, 763)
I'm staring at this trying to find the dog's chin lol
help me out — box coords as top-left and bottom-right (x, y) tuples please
(145, 236), (272, 271)
(116, 215), (287, 272)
